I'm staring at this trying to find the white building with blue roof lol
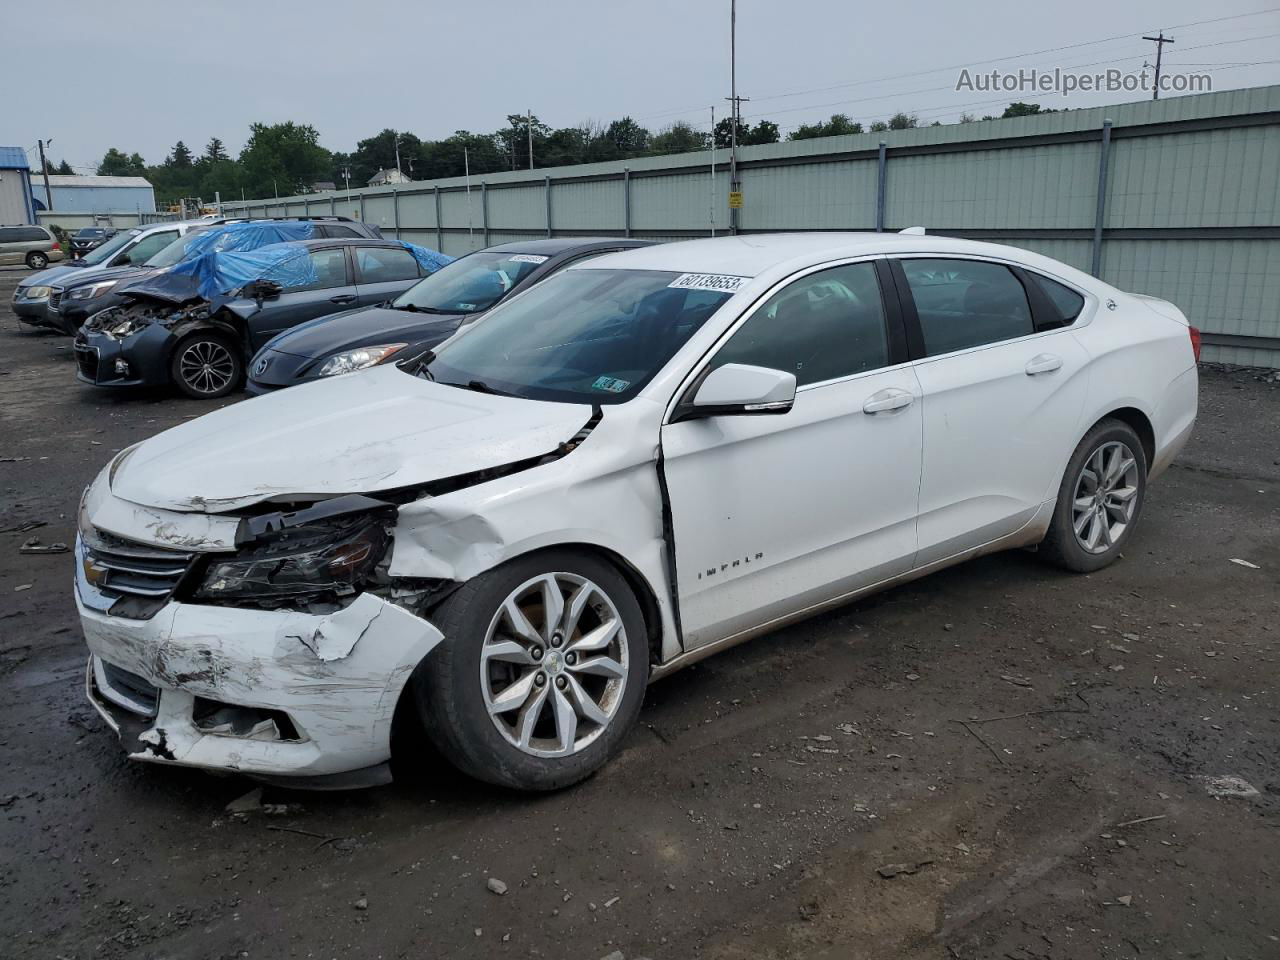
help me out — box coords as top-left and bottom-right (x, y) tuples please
(0, 146), (37, 224)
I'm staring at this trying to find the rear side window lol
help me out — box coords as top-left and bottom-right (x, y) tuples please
(320, 224), (360, 238)
(713, 261), (889, 386)
(900, 258), (1034, 355)
(355, 246), (419, 283)
(1, 226), (49, 242)
(1029, 273), (1086, 323)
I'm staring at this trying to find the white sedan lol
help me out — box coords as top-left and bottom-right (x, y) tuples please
(75, 233), (1199, 790)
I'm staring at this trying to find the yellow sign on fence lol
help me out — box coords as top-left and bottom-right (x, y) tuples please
(728, 191), (744, 209)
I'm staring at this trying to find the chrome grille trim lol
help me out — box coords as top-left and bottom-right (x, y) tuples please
(82, 528), (196, 603)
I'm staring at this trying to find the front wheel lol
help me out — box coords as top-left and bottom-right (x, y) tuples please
(26, 251), (49, 270)
(1040, 418), (1147, 573)
(170, 333), (243, 399)
(414, 550), (649, 790)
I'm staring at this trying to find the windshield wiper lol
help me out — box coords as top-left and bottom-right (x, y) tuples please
(394, 303), (451, 314)
(437, 378), (511, 396)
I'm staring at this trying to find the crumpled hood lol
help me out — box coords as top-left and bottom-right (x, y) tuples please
(110, 365), (593, 513)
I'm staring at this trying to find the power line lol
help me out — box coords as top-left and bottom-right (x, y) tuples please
(632, 7), (1280, 125)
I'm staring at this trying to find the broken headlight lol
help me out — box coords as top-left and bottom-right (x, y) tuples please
(196, 515), (390, 604)
(316, 343), (408, 378)
(68, 280), (119, 300)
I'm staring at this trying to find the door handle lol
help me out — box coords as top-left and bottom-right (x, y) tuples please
(329, 294), (356, 304)
(1025, 353), (1063, 375)
(862, 388), (914, 414)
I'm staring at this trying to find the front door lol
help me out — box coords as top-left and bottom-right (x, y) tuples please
(247, 247), (357, 350)
(661, 260), (924, 649)
(893, 256), (1092, 565)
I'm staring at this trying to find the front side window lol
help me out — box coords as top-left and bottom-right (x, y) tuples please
(120, 230), (179, 265)
(80, 229), (138, 265)
(424, 269), (730, 404)
(321, 224), (360, 238)
(391, 251), (547, 315)
(712, 261), (889, 386)
(355, 246), (419, 283)
(296, 248), (350, 290)
(901, 258), (1034, 355)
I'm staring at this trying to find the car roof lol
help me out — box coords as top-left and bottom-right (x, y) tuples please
(579, 232), (1098, 286)
(292, 237), (402, 249)
(483, 237), (655, 256)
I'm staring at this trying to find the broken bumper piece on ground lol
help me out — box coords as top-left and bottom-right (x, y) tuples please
(78, 580), (444, 788)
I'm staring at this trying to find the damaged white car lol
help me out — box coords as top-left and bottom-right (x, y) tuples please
(77, 233), (1199, 790)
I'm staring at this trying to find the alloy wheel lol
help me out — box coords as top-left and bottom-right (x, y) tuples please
(178, 340), (236, 396)
(480, 572), (629, 758)
(1072, 440), (1139, 554)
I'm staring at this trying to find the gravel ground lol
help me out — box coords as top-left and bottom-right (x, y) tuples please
(1, 265), (1277, 960)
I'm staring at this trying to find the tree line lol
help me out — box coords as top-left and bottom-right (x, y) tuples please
(64, 103), (1056, 206)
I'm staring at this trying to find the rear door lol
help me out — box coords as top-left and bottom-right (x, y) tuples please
(351, 244), (423, 307)
(0, 227), (22, 264)
(246, 247), (357, 350)
(893, 256), (1091, 565)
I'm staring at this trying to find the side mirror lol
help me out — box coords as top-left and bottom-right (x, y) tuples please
(245, 279), (283, 303)
(679, 363), (797, 421)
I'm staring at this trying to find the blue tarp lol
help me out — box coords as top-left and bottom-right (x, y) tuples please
(122, 237), (453, 303)
(174, 221), (316, 261)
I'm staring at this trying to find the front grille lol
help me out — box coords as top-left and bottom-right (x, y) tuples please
(83, 528), (195, 607)
(48, 288), (63, 311)
(74, 338), (99, 380)
(98, 659), (159, 717)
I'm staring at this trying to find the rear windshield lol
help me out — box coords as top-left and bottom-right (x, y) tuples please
(80, 229), (138, 265)
(391, 250), (546, 315)
(422, 269), (731, 404)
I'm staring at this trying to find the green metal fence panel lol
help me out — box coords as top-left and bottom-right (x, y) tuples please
(213, 84), (1280, 366)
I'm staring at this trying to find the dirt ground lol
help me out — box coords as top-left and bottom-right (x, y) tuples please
(1, 264), (1276, 960)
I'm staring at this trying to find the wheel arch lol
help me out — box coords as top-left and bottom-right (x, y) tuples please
(1093, 406), (1155, 467)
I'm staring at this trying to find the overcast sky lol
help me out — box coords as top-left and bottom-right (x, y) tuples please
(10, 0), (1280, 171)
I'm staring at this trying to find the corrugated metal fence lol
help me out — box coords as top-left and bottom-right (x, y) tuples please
(218, 85), (1280, 367)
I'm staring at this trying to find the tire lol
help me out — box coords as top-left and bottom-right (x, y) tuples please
(26, 251), (49, 270)
(1040, 418), (1147, 573)
(169, 332), (243, 399)
(414, 549), (649, 791)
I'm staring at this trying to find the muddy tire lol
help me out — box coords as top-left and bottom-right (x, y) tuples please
(170, 332), (243, 399)
(26, 251), (49, 270)
(414, 549), (649, 791)
(1040, 418), (1147, 573)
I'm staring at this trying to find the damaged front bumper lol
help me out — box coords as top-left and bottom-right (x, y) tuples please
(77, 556), (444, 787)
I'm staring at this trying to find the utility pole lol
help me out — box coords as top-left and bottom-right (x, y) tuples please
(527, 109), (534, 171)
(394, 133), (402, 178)
(709, 105), (716, 237)
(724, 0), (747, 234)
(1142, 30), (1175, 100)
(37, 138), (54, 213)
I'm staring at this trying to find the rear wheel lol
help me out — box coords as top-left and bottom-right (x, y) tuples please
(26, 251), (49, 270)
(1040, 418), (1147, 573)
(414, 550), (648, 791)
(170, 333), (243, 399)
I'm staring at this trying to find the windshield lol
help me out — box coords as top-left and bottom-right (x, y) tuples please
(145, 227), (214, 267)
(423, 269), (732, 404)
(80, 229), (138, 265)
(391, 250), (546, 314)
(75, 228), (106, 238)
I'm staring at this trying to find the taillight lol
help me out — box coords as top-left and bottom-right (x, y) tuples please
(50, 242), (60, 251)
(1188, 325), (1202, 362)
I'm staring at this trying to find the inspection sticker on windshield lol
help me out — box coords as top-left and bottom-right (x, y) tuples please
(508, 254), (550, 264)
(668, 273), (749, 294)
(592, 375), (631, 394)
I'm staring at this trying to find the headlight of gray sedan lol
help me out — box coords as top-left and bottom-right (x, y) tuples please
(68, 280), (119, 300)
(316, 343), (408, 378)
